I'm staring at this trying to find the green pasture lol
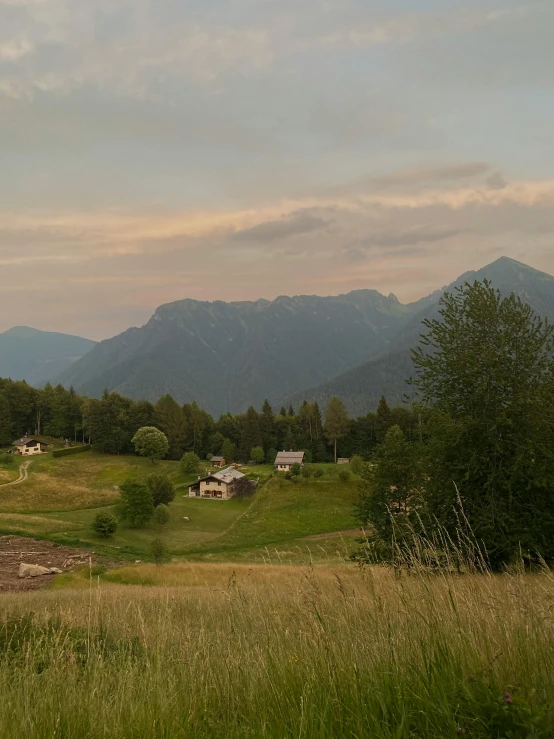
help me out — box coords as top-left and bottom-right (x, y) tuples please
(0, 452), (360, 561)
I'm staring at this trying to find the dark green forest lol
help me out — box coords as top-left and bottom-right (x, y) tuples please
(0, 376), (416, 464)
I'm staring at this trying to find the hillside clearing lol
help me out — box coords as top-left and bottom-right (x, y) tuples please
(0, 454), (360, 562)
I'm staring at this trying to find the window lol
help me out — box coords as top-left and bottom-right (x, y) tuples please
(218, 481), (221, 486)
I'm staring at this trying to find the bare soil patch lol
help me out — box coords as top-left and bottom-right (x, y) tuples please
(0, 536), (103, 592)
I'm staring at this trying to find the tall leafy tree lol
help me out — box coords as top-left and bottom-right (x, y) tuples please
(356, 426), (425, 546)
(412, 280), (554, 568)
(155, 395), (187, 460)
(117, 479), (154, 527)
(222, 438), (236, 463)
(324, 397), (349, 463)
(132, 426), (169, 463)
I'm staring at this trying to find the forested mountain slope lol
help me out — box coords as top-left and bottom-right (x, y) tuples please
(56, 291), (412, 416)
(284, 257), (554, 415)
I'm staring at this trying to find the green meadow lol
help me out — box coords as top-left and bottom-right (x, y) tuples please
(0, 452), (360, 562)
(0, 561), (552, 738)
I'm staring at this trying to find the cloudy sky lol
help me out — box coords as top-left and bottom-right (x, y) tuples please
(0, 0), (553, 339)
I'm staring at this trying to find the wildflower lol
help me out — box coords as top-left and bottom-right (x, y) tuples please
(504, 692), (513, 704)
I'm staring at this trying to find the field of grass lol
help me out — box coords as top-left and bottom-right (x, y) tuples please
(0, 453), (360, 561)
(0, 562), (551, 737)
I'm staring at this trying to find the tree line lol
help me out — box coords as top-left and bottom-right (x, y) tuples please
(0, 378), (422, 465)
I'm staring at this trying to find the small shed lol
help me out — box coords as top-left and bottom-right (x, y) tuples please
(210, 456), (226, 468)
(337, 458), (350, 465)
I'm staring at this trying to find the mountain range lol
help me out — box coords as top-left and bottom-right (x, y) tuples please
(2, 257), (553, 417)
(285, 257), (554, 414)
(0, 326), (96, 388)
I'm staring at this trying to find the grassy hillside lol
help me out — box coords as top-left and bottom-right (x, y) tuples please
(0, 453), (360, 562)
(0, 563), (552, 737)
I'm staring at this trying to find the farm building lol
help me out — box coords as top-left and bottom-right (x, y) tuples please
(274, 451), (305, 472)
(188, 466), (245, 500)
(12, 437), (47, 456)
(337, 458), (350, 465)
(210, 456), (226, 468)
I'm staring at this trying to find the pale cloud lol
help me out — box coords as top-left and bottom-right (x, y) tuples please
(0, 38), (32, 61)
(372, 163), (491, 188)
(0, 1), (553, 337)
(230, 211), (329, 242)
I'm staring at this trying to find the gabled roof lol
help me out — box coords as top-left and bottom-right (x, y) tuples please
(213, 466), (245, 483)
(12, 437), (43, 446)
(211, 456), (224, 462)
(187, 466), (245, 487)
(274, 451), (305, 465)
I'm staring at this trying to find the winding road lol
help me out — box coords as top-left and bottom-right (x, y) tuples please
(0, 460), (31, 487)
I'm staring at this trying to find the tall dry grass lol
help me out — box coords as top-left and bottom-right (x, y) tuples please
(0, 560), (552, 737)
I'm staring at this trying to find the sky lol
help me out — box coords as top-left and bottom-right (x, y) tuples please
(0, 0), (553, 340)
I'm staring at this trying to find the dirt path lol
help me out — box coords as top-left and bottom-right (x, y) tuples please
(0, 460), (31, 487)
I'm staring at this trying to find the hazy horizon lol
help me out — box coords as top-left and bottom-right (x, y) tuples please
(1, 0), (553, 339)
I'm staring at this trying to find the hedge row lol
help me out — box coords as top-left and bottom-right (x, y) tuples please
(52, 445), (92, 458)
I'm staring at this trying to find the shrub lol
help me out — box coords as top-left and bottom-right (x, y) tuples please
(91, 512), (118, 538)
(146, 472), (175, 507)
(181, 451), (201, 474)
(153, 504), (170, 526)
(350, 455), (364, 475)
(117, 479), (154, 527)
(313, 468), (324, 481)
(0, 452), (14, 466)
(52, 445), (91, 458)
(150, 538), (170, 565)
(290, 463), (302, 477)
(338, 468), (351, 482)
(301, 465), (312, 479)
(233, 477), (257, 501)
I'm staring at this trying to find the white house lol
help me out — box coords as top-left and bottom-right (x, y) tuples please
(274, 450), (305, 472)
(12, 437), (47, 456)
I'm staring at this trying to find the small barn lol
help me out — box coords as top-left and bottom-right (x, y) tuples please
(12, 437), (47, 456)
(337, 458), (350, 465)
(210, 456), (226, 468)
(274, 450), (305, 472)
(188, 466), (245, 500)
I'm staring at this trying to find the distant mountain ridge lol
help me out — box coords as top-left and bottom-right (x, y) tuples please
(43, 256), (554, 417)
(0, 326), (96, 387)
(284, 257), (554, 414)
(55, 290), (415, 416)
